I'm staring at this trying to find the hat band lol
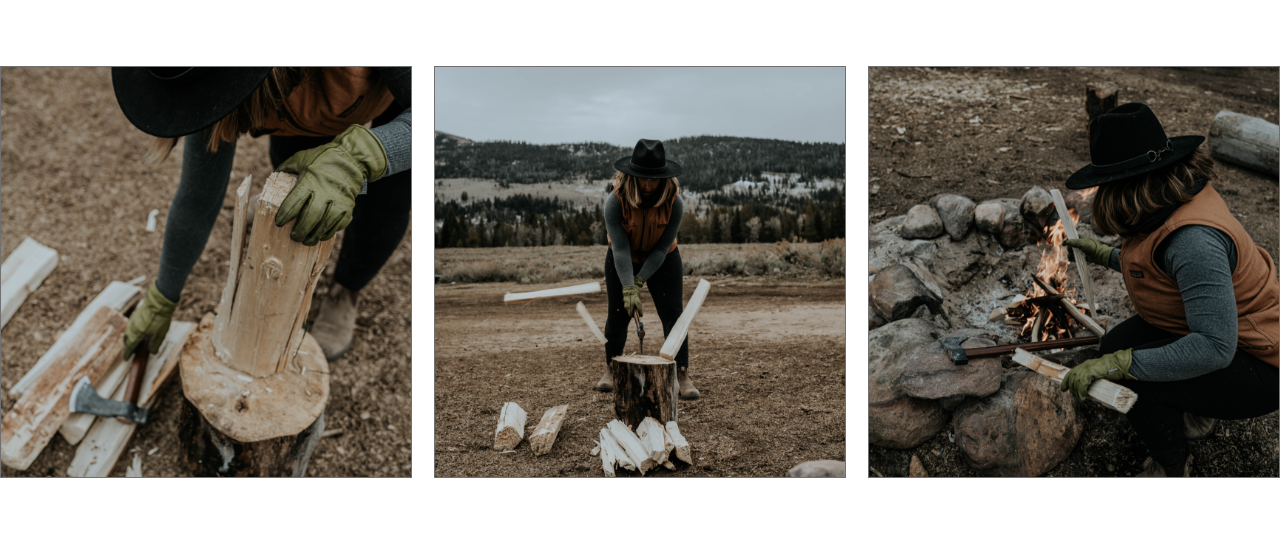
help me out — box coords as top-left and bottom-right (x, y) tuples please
(629, 159), (666, 171)
(1091, 140), (1173, 174)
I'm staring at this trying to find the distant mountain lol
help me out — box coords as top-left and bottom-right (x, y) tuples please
(434, 135), (845, 197)
(434, 130), (475, 145)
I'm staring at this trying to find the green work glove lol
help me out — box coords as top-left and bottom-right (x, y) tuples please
(622, 284), (643, 317)
(123, 281), (177, 359)
(275, 124), (389, 246)
(1064, 238), (1116, 267)
(633, 276), (646, 289)
(1060, 348), (1135, 403)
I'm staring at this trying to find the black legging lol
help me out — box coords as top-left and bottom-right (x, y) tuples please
(604, 248), (688, 369)
(1101, 315), (1279, 470)
(268, 104), (411, 292)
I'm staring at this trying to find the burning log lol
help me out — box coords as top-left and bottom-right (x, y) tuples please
(1030, 309), (1047, 343)
(1013, 349), (1136, 413)
(1033, 277), (1105, 337)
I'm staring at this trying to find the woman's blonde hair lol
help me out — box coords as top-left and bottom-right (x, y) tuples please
(146, 67), (318, 163)
(1091, 146), (1218, 237)
(612, 170), (679, 208)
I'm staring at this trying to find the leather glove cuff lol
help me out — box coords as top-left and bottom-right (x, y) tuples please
(335, 124), (389, 183)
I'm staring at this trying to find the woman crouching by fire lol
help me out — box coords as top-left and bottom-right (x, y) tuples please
(1061, 103), (1279, 477)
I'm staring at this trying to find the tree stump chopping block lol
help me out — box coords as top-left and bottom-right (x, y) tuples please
(178, 313), (330, 476)
(611, 355), (677, 429)
(177, 173), (334, 477)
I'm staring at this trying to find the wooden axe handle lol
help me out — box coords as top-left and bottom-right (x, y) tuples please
(123, 336), (151, 406)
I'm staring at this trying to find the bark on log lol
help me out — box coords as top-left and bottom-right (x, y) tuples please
(1, 237), (59, 329)
(1085, 82), (1119, 137)
(1209, 110), (1279, 176)
(610, 355), (678, 428)
(178, 397), (324, 477)
(494, 402), (527, 451)
(1012, 349), (1137, 413)
(529, 404), (568, 456)
(11, 281), (142, 397)
(67, 322), (195, 477)
(1, 307), (125, 470)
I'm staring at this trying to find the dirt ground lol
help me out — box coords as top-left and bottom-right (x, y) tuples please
(434, 277), (845, 476)
(869, 67), (1279, 477)
(1, 67), (411, 477)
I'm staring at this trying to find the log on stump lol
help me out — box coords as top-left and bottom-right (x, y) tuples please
(610, 355), (678, 429)
(529, 404), (568, 455)
(1085, 82), (1119, 137)
(494, 402), (527, 451)
(0, 306), (126, 470)
(1209, 110), (1279, 176)
(178, 173), (332, 477)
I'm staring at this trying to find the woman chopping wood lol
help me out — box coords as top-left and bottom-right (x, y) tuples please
(1060, 103), (1279, 477)
(595, 139), (699, 400)
(110, 67), (411, 363)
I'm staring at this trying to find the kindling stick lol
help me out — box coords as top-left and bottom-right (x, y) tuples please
(1012, 348), (1136, 413)
(1032, 276), (1105, 337)
(1050, 189), (1100, 327)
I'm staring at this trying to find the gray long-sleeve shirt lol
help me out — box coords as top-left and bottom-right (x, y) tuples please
(604, 193), (683, 286)
(1105, 225), (1240, 381)
(155, 67), (410, 301)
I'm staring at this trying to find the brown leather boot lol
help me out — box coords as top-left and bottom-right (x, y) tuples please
(594, 369), (613, 392)
(311, 283), (358, 362)
(677, 366), (700, 400)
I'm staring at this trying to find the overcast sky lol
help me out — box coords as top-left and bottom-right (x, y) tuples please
(435, 67), (845, 146)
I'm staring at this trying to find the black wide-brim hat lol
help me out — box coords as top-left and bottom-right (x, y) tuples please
(1065, 102), (1204, 190)
(111, 67), (273, 138)
(614, 139), (682, 179)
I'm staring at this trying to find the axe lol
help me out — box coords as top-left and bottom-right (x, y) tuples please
(69, 336), (151, 424)
(938, 335), (1101, 365)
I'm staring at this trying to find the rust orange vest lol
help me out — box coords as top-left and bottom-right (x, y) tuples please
(607, 187), (679, 266)
(253, 67), (395, 137)
(1119, 183), (1280, 367)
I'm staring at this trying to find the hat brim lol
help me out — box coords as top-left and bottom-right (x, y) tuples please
(112, 67), (273, 138)
(1064, 135), (1205, 190)
(614, 156), (682, 179)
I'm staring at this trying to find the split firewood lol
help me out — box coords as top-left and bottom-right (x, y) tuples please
(1033, 276), (1105, 337)
(1, 307), (126, 470)
(1051, 189), (1100, 326)
(1012, 349), (1137, 413)
(664, 421), (692, 465)
(504, 282), (600, 304)
(576, 302), (607, 344)
(597, 427), (635, 475)
(493, 402), (527, 451)
(529, 404), (569, 456)
(590, 444), (600, 457)
(660, 279), (711, 361)
(1, 237), (59, 329)
(606, 419), (654, 474)
(1030, 309), (1046, 343)
(11, 281), (142, 397)
(988, 295), (1027, 322)
(67, 321), (194, 477)
(634, 417), (668, 465)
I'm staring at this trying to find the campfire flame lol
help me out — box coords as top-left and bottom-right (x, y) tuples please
(1004, 204), (1090, 341)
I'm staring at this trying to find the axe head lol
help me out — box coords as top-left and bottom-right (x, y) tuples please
(938, 336), (969, 366)
(69, 377), (149, 424)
